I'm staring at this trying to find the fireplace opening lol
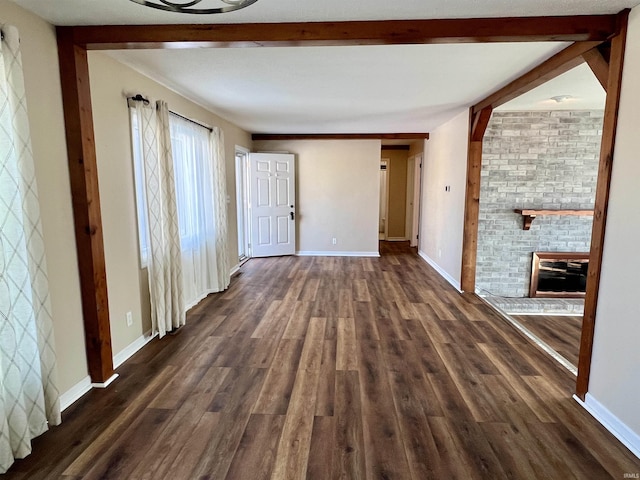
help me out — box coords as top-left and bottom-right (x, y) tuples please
(529, 252), (590, 298)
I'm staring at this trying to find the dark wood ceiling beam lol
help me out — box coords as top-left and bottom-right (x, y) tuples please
(252, 133), (429, 141)
(471, 107), (493, 142)
(597, 43), (612, 64)
(582, 47), (610, 91)
(70, 15), (618, 50)
(472, 40), (603, 114)
(381, 145), (411, 151)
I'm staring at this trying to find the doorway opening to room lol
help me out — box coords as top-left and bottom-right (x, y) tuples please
(379, 143), (424, 250)
(379, 159), (389, 240)
(470, 63), (606, 376)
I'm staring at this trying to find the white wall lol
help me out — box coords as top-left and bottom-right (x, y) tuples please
(588, 5), (640, 444)
(88, 52), (252, 356)
(419, 110), (469, 289)
(0, 0), (88, 393)
(252, 139), (380, 255)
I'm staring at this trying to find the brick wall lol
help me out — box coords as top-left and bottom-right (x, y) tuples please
(476, 110), (603, 297)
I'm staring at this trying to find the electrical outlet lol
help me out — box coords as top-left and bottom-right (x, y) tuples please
(438, 249), (442, 258)
(126, 311), (133, 327)
(332, 238), (337, 245)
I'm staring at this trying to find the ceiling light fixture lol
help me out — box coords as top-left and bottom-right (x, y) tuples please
(550, 95), (573, 103)
(128, 0), (259, 14)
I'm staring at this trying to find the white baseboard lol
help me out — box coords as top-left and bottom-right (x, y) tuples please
(503, 312), (584, 317)
(92, 373), (119, 389)
(386, 237), (408, 242)
(574, 393), (640, 459)
(60, 330), (156, 412)
(417, 250), (462, 292)
(113, 330), (158, 369)
(296, 251), (380, 257)
(231, 258), (250, 276)
(59, 375), (92, 412)
(477, 295), (577, 375)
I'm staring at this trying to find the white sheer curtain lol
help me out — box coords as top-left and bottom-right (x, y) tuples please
(129, 98), (185, 337)
(170, 115), (230, 308)
(0, 25), (60, 474)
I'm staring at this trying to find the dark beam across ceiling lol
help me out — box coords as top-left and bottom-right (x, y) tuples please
(252, 133), (429, 141)
(381, 145), (411, 150)
(68, 15), (618, 50)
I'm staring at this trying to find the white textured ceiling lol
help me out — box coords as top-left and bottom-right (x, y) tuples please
(10, 0), (631, 134)
(106, 42), (576, 134)
(497, 63), (606, 111)
(9, 0), (640, 26)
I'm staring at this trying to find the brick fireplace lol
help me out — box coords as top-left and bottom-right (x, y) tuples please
(476, 110), (602, 298)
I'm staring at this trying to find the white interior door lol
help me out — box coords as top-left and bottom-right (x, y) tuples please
(250, 153), (296, 257)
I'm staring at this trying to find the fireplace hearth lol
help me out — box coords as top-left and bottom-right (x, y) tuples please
(529, 252), (590, 298)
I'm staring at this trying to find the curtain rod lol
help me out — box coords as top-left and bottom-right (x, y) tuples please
(169, 111), (213, 133)
(127, 94), (213, 132)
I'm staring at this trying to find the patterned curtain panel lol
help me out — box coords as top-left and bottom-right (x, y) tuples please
(211, 127), (230, 291)
(0, 25), (61, 473)
(128, 99), (185, 337)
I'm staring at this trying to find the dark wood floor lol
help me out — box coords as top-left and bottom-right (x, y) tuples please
(512, 314), (583, 368)
(6, 242), (640, 479)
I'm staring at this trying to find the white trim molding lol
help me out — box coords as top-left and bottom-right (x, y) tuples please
(60, 330), (157, 412)
(477, 295), (577, 375)
(92, 373), (119, 389)
(59, 375), (93, 412)
(230, 257), (250, 276)
(418, 250), (462, 292)
(296, 251), (380, 257)
(574, 394), (640, 459)
(386, 237), (408, 242)
(113, 330), (158, 369)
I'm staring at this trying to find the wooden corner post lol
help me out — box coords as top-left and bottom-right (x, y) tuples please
(576, 10), (629, 400)
(56, 27), (114, 383)
(461, 106), (492, 293)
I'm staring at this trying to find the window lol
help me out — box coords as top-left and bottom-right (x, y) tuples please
(129, 105), (221, 308)
(130, 108), (212, 268)
(129, 109), (149, 267)
(169, 113), (212, 253)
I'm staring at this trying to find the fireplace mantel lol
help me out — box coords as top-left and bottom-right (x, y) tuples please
(514, 209), (594, 230)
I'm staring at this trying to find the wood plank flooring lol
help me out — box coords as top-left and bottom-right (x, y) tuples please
(6, 241), (640, 479)
(512, 314), (583, 368)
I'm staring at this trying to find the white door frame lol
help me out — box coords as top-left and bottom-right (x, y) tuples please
(406, 155), (415, 243)
(235, 146), (251, 262)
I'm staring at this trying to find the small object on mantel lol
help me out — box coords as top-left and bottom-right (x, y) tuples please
(514, 209), (594, 230)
